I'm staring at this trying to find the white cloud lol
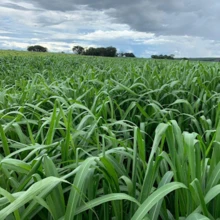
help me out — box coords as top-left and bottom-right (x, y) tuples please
(140, 35), (220, 57)
(14, 1), (40, 10)
(77, 30), (154, 41)
(0, 0), (220, 57)
(0, 36), (11, 39)
(0, 30), (12, 34)
(1, 41), (30, 50)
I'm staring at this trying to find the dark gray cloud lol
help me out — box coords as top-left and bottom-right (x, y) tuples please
(1, 3), (31, 10)
(25, 0), (220, 40)
(1, 2), (43, 11)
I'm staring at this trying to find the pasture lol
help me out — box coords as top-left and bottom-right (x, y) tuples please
(0, 50), (220, 219)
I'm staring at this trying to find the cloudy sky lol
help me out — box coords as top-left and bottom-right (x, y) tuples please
(0, 0), (220, 57)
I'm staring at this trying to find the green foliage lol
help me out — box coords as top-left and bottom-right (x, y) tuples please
(72, 46), (84, 55)
(151, 54), (174, 59)
(72, 46), (118, 57)
(0, 51), (220, 219)
(27, 45), (48, 52)
(117, 52), (136, 57)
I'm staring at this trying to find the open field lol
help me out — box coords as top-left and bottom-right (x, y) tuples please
(0, 50), (220, 219)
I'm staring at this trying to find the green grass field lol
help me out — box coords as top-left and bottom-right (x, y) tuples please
(0, 50), (220, 219)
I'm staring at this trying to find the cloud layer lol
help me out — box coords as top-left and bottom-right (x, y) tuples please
(0, 0), (220, 57)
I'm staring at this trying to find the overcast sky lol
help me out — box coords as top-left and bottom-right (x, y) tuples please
(0, 0), (220, 57)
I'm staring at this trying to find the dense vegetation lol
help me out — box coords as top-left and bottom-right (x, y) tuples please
(0, 50), (220, 219)
(72, 46), (135, 58)
(72, 46), (117, 57)
(151, 54), (174, 60)
(27, 45), (48, 52)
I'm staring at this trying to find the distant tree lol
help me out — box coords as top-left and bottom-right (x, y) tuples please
(123, 52), (135, 57)
(83, 47), (97, 56)
(117, 52), (135, 58)
(27, 45), (47, 52)
(96, 47), (106, 56)
(117, 53), (123, 57)
(105, 46), (117, 57)
(151, 54), (174, 60)
(151, 55), (157, 59)
(72, 46), (84, 55)
(83, 46), (117, 57)
(158, 54), (164, 59)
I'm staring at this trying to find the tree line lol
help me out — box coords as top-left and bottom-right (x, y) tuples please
(151, 54), (174, 59)
(72, 46), (136, 57)
(72, 46), (116, 57)
(27, 45), (177, 60)
(27, 45), (136, 58)
(27, 45), (48, 52)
